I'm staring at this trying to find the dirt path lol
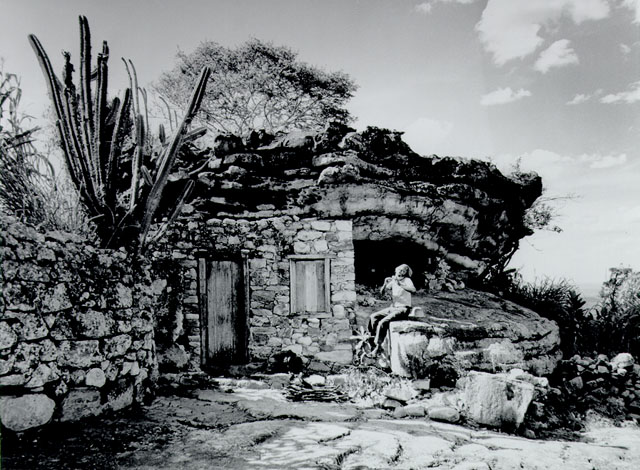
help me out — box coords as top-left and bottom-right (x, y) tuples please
(3, 382), (640, 470)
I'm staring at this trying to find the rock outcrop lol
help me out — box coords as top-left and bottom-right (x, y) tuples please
(384, 289), (561, 379)
(171, 125), (542, 280)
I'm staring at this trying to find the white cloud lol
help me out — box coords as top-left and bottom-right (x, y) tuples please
(620, 43), (632, 55)
(622, 0), (640, 23)
(415, 0), (477, 14)
(600, 80), (640, 103)
(402, 117), (454, 155)
(580, 153), (628, 169)
(477, 0), (610, 66)
(567, 93), (591, 105)
(414, 3), (432, 14)
(534, 39), (579, 73)
(480, 87), (532, 106)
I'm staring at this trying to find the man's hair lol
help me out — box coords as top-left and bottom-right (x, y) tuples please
(396, 264), (413, 277)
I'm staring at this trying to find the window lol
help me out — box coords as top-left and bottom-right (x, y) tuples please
(289, 255), (331, 313)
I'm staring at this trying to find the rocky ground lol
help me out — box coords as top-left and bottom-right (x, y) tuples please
(3, 376), (640, 470)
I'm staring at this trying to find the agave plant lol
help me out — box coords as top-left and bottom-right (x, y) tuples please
(29, 16), (210, 252)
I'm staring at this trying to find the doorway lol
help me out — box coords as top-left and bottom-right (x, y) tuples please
(197, 256), (249, 367)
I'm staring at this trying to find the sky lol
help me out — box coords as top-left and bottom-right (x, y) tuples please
(1, 0), (639, 295)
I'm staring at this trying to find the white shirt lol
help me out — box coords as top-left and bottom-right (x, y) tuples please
(387, 277), (414, 307)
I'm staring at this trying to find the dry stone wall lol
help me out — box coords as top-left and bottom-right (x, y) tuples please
(0, 218), (164, 432)
(154, 212), (357, 373)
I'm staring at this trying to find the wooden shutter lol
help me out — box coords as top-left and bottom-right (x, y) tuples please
(290, 256), (330, 313)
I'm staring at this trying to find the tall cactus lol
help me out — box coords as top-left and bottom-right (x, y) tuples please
(29, 16), (210, 252)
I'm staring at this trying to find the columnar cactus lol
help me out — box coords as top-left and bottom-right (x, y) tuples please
(29, 16), (210, 252)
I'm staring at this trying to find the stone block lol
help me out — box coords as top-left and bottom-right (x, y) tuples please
(113, 283), (133, 308)
(17, 313), (49, 341)
(463, 371), (534, 428)
(0, 394), (56, 431)
(41, 283), (72, 313)
(104, 334), (132, 358)
(0, 321), (17, 349)
(26, 364), (59, 388)
(60, 389), (102, 422)
(310, 221), (332, 231)
(0, 374), (26, 386)
(85, 368), (107, 387)
(72, 309), (115, 338)
(59, 340), (102, 368)
(335, 220), (352, 231)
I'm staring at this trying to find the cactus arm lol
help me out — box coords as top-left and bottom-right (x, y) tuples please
(105, 90), (131, 207)
(129, 114), (145, 212)
(94, 40), (110, 198)
(149, 179), (194, 243)
(139, 87), (150, 150)
(28, 33), (101, 216)
(78, 15), (96, 182)
(159, 96), (174, 131)
(138, 66), (210, 249)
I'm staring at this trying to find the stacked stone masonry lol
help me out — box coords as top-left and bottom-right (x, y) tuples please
(0, 219), (164, 432)
(155, 214), (357, 372)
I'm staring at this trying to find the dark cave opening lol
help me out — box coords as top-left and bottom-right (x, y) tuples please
(354, 239), (435, 290)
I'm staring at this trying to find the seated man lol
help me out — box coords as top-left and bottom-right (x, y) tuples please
(367, 264), (416, 356)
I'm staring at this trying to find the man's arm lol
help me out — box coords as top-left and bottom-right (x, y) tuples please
(399, 278), (416, 293)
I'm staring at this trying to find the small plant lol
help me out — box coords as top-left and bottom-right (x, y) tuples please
(29, 16), (211, 252)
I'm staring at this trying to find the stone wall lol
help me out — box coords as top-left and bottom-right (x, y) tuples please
(0, 219), (164, 432)
(154, 212), (357, 373)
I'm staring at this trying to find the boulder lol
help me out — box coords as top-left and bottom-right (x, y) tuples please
(428, 406), (460, 423)
(387, 289), (561, 378)
(611, 353), (634, 370)
(0, 394), (56, 431)
(463, 371), (535, 429)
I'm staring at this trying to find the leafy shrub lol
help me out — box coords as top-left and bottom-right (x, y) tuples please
(587, 268), (640, 358)
(491, 274), (586, 357)
(489, 269), (640, 360)
(0, 66), (94, 235)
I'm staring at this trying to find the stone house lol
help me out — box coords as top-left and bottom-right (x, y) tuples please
(152, 125), (544, 374)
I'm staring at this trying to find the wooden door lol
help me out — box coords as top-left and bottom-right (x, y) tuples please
(198, 258), (248, 367)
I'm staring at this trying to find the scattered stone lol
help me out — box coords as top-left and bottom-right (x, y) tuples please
(611, 353), (635, 370)
(428, 406), (460, 423)
(0, 394), (56, 431)
(403, 403), (426, 417)
(303, 375), (326, 387)
(381, 398), (403, 409)
(384, 386), (418, 403)
(412, 379), (431, 392)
